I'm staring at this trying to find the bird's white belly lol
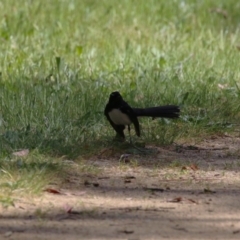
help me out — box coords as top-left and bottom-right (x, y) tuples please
(109, 109), (132, 125)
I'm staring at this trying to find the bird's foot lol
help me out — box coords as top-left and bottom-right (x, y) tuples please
(113, 134), (125, 142)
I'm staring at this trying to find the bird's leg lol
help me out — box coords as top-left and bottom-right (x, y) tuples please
(114, 133), (125, 142)
(128, 125), (132, 143)
(127, 125), (152, 153)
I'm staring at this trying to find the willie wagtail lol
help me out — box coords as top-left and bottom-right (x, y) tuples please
(104, 91), (180, 139)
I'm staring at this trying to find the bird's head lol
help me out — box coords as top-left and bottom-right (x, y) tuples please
(109, 91), (123, 103)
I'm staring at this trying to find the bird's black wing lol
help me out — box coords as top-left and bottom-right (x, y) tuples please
(119, 100), (140, 137)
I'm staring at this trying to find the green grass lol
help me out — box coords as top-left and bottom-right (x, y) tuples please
(0, 0), (240, 201)
(0, 150), (63, 206)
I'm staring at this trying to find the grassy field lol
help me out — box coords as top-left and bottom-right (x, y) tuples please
(0, 0), (240, 204)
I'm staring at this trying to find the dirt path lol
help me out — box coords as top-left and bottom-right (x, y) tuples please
(1, 135), (240, 240)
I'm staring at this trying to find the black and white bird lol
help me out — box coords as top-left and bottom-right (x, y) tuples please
(104, 91), (180, 140)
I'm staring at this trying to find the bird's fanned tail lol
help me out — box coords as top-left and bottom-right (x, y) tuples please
(133, 105), (180, 119)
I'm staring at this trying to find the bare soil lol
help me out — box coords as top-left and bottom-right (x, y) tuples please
(1, 135), (240, 240)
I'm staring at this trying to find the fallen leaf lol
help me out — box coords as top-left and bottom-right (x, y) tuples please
(124, 176), (136, 180)
(67, 191), (86, 196)
(210, 8), (228, 18)
(84, 180), (99, 187)
(119, 230), (134, 234)
(126, 198), (132, 201)
(144, 187), (164, 192)
(190, 164), (198, 171)
(62, 160), (76, 165)
(64, 205), (73, 213)
(172, 227), (188, 232)
(98, 147), (115, 158)
(44, 188), (62, 194)
(84, 180), (91, 186)
(186, 145), (199, 150)
(218, 83), (228, 89)
(18, 205), (25, 210)
(4, 231), (13, 237)
(182, 164), (198, 171)
(181, 166), (188, 171)
(203, 188), (216, 194)
(119, 154), (131, 163)
(187, 198), (198, 204)
(167, 197), (182, 203)
(13, 149), (29, 157)
(98, 177), (110, 180)
(69, 211), (82, 215)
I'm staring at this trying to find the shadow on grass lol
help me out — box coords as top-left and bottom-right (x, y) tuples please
(0, 128), (108, 159)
